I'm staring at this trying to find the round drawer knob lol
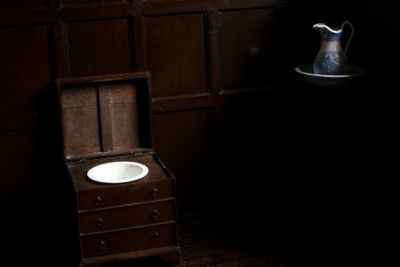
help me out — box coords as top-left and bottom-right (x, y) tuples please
(96, 217), (104, 226)
(97, 240), (106, 250)
(151, 209), (159, 219)
(151, 188), (159, 197)
(153, 231), (160, 241)
(95, 196), (102, 205)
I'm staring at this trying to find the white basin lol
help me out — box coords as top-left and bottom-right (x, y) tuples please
(294, 64), (364, 87)
(87, 161), (148, 184)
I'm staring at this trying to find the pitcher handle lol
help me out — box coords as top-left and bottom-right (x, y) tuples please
(341, 20), (354, 57)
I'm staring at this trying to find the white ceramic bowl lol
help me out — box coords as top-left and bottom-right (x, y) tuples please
(87, 161), (148, 184)
(294, 64), (364, 87)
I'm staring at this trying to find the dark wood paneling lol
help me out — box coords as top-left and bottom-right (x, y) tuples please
(0, 113), (38, 131)
(0, 25), (51, 115)
(220, 8), (276, 91)
(152, 94), (213, 113)
(63, 0), (129, 6)
(217, 0), (284, 10)
(144, 13), (209, 98)
(139, 0), (282, 14)
(208, 10), (222, 95)
(153, 110), (210, 213)
(65, 18), (133, 77)
(0, 10), (54, 26)
(0, 0), (47, 9)
(59, 5), (134, 22)
(139, 1), (210, 15)
(0, 0), (285, 222)
(0, 129), (38, 203)
(0, 24), (51, 205)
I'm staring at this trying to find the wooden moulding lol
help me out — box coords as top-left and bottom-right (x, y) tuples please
(56, 72), (153, 161)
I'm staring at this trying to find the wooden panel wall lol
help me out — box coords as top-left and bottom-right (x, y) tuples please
(0, 0), (285, 218)
(144, 13), (208, 98)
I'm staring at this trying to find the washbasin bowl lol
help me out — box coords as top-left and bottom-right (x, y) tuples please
(87, 161), (148, 184)
(294, 63), (364, 87)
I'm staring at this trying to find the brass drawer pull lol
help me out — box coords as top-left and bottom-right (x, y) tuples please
(97, 240), (106, 250)
(153, 231), (160, 241)
(151, 188), (159, 197)
(151, 209), (159, 219)
(96, 217), (104, 226)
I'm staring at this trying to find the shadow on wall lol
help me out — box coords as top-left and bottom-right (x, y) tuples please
(262, 1), (400, 263)
(278, 0), (399, 174)
(2, 86), (78, 266)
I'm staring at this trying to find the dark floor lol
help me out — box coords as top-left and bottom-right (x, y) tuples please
(98, 209), (400, 267)
(99, 210), (287, 267)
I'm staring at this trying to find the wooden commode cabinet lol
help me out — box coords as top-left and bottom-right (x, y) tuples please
(56, 73), (180, 266)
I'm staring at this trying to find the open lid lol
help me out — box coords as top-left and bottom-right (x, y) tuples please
(56, 73), (153, 161)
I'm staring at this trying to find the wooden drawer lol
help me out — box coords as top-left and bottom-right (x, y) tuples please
(81, 223), (175, 258)
(77, 179), (173, 211)
(79, 200), (174, 233)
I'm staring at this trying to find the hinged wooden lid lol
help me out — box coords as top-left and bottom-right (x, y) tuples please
(56, 73), (153, 161)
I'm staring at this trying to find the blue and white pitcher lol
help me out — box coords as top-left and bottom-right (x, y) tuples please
(313, 21), (354, 75)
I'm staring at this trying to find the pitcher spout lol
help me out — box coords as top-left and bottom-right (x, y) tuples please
(312, 23), (343, 33)
(313, 23), (342, 41)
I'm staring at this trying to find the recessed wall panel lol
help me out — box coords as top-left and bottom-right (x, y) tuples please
(0, 25), (51, 115)
(221, 8), (276, 91)
(153, 110), (210, 213)
(144, 13), (208, 98)
(66, 18), (132, 77)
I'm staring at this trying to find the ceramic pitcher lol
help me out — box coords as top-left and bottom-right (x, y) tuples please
(313, 21), (354, 75)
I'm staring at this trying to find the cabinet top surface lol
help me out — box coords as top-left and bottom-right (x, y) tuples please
(67, 153), (171, 191)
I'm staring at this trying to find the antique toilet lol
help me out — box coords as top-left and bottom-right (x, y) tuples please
(56, 73), (180, 266)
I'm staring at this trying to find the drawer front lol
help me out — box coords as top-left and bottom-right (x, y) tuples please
(81, 223), (175, 258)
(78, 180), (173, 210)
(79, 200), (175, 233)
